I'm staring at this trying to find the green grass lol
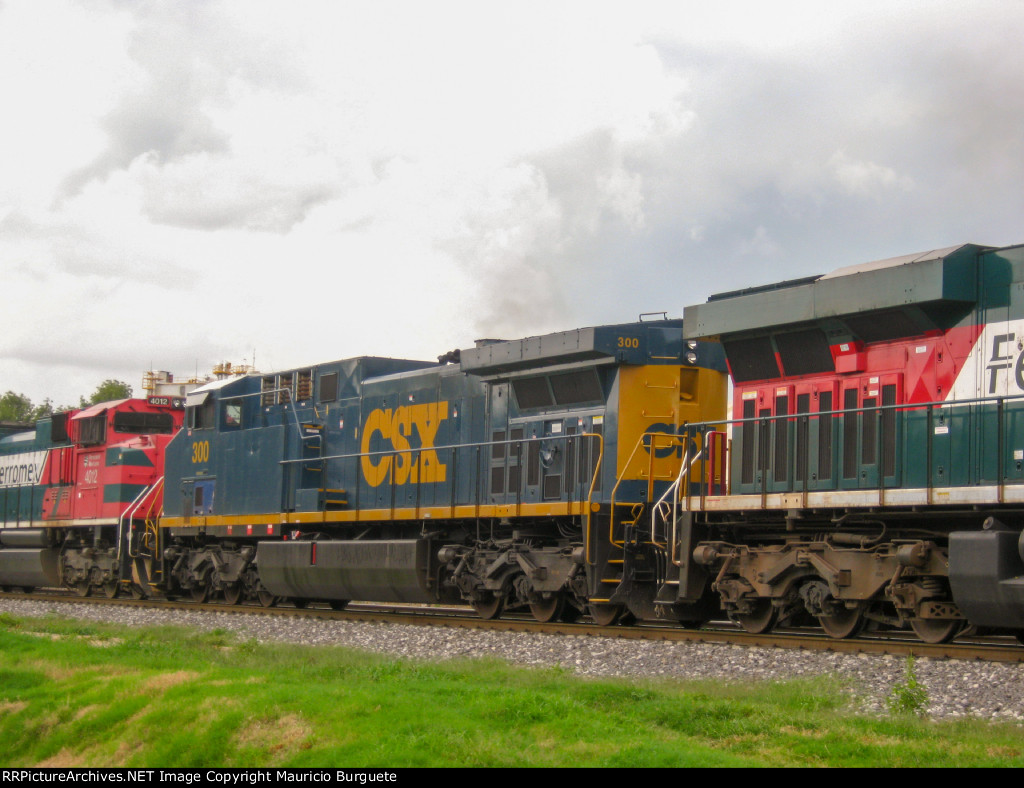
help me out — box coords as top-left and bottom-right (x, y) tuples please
(1, 611), (1022, 767)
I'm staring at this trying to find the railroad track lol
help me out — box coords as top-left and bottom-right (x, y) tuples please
(4, 590), (1023, 663)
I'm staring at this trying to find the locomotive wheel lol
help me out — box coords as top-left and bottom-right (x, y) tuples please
(102, 581), (120, 599)
(73, 580), (91, 598)
(472, 594), (504, 620)
(817, 604), (867, 639)
(329, 600), (350, 611)
(529, 594), (565, 623)
(190, 584), (210, 604)
(291, 598), (310, 609)
(588, 603), (627, 627)
(910, 617), (963, 644)
(222, 584), (243, 606)
(731, 600), (777, 634)
(257, 587), (278, 608)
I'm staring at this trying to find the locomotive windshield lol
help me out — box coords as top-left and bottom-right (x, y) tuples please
(112, 411), (175, 435)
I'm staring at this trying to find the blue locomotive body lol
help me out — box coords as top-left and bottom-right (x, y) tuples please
(157, 320), (728, 620)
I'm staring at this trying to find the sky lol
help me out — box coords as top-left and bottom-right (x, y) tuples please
(2, 0), (1023, 408)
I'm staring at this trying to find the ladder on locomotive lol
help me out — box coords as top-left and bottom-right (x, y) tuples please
(295, 412), (347, 511)
(595, 432), (717, 607)
(119, 477), (165, 596)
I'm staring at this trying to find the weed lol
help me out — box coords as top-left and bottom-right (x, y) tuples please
(0, 612), (21, 629)
(887, 655), (929, 717)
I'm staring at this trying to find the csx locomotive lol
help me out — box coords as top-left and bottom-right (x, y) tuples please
(0, 319), (728, 626)
(4, 240), (1024, 644)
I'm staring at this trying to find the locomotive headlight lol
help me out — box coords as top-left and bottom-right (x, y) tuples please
(686, 340), (698, 350)
(685, 352), (698, 364)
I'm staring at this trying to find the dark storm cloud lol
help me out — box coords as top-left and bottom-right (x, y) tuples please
(440, 130), (650, 340)
(438, 170), (571, 340)
(457, 10), (1024, 337)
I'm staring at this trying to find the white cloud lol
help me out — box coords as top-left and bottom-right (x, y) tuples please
(828, 150), (915, 198)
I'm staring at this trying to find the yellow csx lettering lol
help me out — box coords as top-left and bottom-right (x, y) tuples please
(360, 402), (449, 487)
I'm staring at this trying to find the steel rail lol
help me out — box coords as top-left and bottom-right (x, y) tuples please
(4, 590), (1022, 664)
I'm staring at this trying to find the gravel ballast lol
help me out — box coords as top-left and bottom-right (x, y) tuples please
(3, 598), (1023, 722)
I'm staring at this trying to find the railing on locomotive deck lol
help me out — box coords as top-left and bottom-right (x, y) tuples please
(122, 477), (164, 557)
(674, 392), (1024, 509)
(588, 430), (724, 594)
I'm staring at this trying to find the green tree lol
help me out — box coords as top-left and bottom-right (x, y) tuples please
(31, 398), (55, 419)
(0, 391), (35, 422)
(82, 379), (133, 406)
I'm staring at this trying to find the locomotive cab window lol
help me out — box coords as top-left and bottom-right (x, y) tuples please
(51, 412), (69, 443)
(319, 372), (339, 403)
(187, 398), (216, 430)
(221, 401), (242, 430)
(113, 411), (175, 435)
(77, 415), (106, 446)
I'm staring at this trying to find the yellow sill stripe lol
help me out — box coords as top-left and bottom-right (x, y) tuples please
(161, 501), (591, 529)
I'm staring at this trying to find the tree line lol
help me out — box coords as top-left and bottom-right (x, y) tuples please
(0, 379), (134, 423)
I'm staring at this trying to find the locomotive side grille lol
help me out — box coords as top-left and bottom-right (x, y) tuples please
(843, 389), (858, 479)
(774, 396), (789, 483)
(795, 393), (810, 483)
(844, 309), (922, 343)
(882, 384), (897, 477)
(862, 397), (878, 465)
(741, 400), (756, 485)
(527, 441), (540, 486)
(775, 329), (834, 376)
(490, 466), (505, 495)
(758, 408), (771, 485)
(564, 424), (576, 494)
(818, 391), (833, 480)
(723, 336), (780, 382)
